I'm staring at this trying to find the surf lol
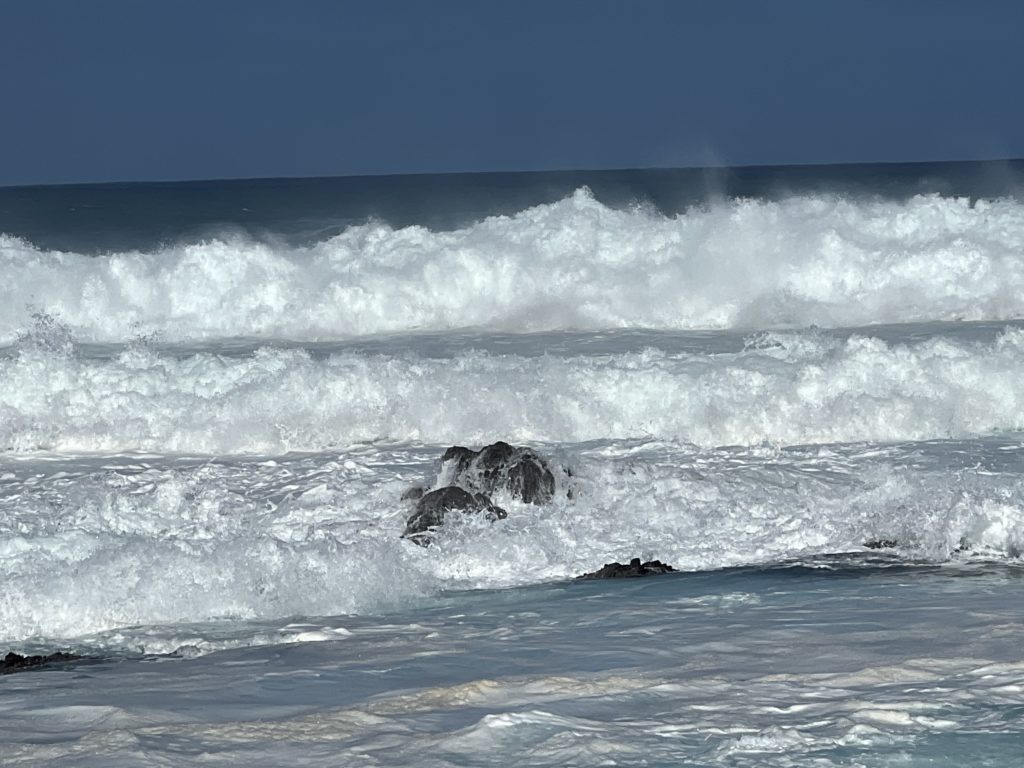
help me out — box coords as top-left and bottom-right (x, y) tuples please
(3, 189), (1024, 343)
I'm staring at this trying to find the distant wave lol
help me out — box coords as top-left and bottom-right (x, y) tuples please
(3, 189), (1024, 342)
(4, 328), (1024, 453)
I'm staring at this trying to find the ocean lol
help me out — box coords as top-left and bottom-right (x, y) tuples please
(2, 160), (1024, 766)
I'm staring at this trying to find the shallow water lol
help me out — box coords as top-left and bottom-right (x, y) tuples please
(3, 561), (1023, 767)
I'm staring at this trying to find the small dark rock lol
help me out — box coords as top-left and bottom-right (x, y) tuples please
(577, 558), (676, 579)
(863, 539), (900, 550)
(403, 486), (507, 544)
(1, 651), (81, 674)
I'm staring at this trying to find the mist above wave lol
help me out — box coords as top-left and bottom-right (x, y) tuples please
(3, 189), (1024, 342)
(4, 327), (1024, 453)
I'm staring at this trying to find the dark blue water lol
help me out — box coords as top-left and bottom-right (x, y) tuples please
(2, 159), (1022, 253)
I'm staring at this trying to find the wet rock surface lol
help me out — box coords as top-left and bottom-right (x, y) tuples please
(577, 558), (676, 579)
(403, 486), (507, 543)
(440, 441), (557, 505)
(1, 651), (82, 674)
(400, 486), (425, 502)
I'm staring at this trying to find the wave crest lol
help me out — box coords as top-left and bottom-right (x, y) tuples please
(4, 328), (1024, 453)
(3, 190), (1024, 342)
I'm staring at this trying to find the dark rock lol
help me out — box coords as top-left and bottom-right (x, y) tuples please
(864, 538), (979, 555)
(440, 441), (556, 504)
(401, 442), (567, 542)
(403, 486), (507, 544)
(508, 459), (553, 505)
(577, 558), (676, 579)
(400, 486), (425, 502)
(441, 445), (481, 472)
(863, 539), (899, 550)
(1, 651), (81, 674)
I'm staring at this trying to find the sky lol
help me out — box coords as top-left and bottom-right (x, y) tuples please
(1, 0), (1023, 186)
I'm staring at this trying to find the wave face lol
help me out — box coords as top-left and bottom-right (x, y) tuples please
(3, 327), (1024, 454)
(4, 190), (1024, 342)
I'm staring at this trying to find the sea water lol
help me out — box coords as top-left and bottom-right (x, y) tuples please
(1, 161), (1024, 766)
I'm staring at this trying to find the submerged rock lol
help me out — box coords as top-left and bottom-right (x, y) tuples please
(1, 651), (81, 674)
(403, 486), (507, 544)
(440, 441), (556, 505)
(577, 558), (676, 579)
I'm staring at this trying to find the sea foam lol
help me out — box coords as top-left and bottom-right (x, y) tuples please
(1, 443), (1021, 648)
(3, 190), (1024, 342)
(3, 328), (1024, 453)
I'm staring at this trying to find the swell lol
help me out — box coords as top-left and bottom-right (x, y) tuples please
(4, 328), (1024, 453)
(3, 190), (1024, 342)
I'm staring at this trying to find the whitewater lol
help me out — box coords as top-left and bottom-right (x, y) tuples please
(4, 189), (1024, 341)
(2, 162), (1024, 767)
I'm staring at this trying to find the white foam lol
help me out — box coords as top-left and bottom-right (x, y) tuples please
(5, 327), (1024, 453)
(1, 442), (1022, 648)
(4, 190), (1024, 342)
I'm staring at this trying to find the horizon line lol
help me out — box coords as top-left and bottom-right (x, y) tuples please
(3, 156), (1024, 192)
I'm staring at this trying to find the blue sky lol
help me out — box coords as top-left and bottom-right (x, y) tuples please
(2, 0), (1022, 185)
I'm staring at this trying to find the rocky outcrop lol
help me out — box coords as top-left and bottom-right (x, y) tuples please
(577, 558), (676, 579)
(1, 651), (81, 674)
(439, 441), (557, 505)
(402, 442), (566, 544)
(403, 486), (507, 543)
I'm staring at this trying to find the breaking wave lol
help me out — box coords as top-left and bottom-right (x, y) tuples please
(4, 327), (1024, 453)
(1, 444), (1021, 648)
(3, 190), (1024, 343)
